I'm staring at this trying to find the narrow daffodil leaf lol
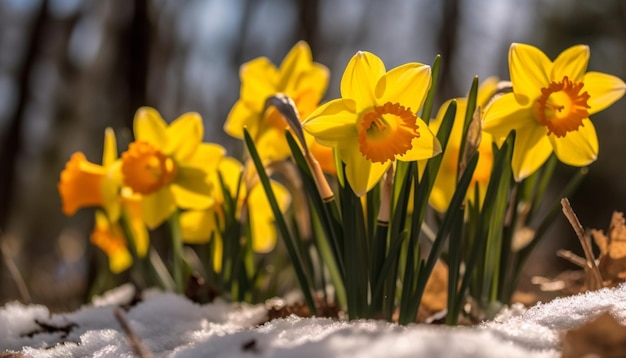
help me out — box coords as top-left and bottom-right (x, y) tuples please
(456, 131), (514, 314)
(405, 152), (479, 324)
(244, 129), (318, 315)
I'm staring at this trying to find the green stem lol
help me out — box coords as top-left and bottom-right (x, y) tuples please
(169, 209), (185, 294)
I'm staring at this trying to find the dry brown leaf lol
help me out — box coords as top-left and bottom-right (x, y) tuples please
(561, 311), (626, 358)
(421, 259), (448, 313)
(591, 211), (626, 286)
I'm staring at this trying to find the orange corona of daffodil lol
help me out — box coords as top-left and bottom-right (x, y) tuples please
(302, 51), (441, 196)
(483, 43), (626, 181)
(224, 41), (335, 173)
(59, 128), (123, 221)
(180, 157), (291, 271)
(121, 107), (226, 229)
(429, 78), (499, 212)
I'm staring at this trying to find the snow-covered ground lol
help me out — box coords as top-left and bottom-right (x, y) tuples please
(2, 283), (626, 357)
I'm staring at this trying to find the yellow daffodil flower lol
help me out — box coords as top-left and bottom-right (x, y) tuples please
(302, 51), (441, 196)
(180, 157), (291, 271)
(482, 43), (626, 181)
(429, 78), (499, 212)
(121, 107), (225, 229)
(60, 128), (149, 272)
(224, 41), (335, 173)
(59, 128), (122, 221)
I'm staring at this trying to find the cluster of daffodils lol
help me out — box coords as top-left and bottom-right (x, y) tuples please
(59, 41), (625, 322)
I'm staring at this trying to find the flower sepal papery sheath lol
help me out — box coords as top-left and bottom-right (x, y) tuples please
(482, 43), (626, 181)
(122, 107), (226, 229)
(303, 51), (441, 196)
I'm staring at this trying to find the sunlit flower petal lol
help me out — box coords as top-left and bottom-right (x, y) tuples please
(90, 211), (132, 273)
(102, 128), (117, 168)
(134, 107), (168, 148)
(166, 112), (203, 160)
(341, 51), (385, 110)
(509, 43), (551, 105)
(58, 152), (106, 216)
(239, 57), (279, 112)
(483, 93), (534, 145)
(170, 172), (214, 209)
(141, 187), (176, 230)
(302, 99), (357, 147)
(338, 145), (389, 197)
(552, 45), (589, 83)
(180, 209), (219, 244)
(377, 63), (431, 112)
(248, 182), (291, 253)
(584, 72), (626, 115)
(549, 118), (598, 166)
(224, 100), (255, 138)
(511, 123), (552, 181)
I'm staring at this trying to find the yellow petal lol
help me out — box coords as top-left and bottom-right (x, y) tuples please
(134, 107), (168, 148)
(549, 118), (598, 166)
(341, 51), (385, 110)
(509, 43), (551, 105)
(551, 45), (589, 83)
(254, 128), (291, 162)
(511, 123), (552, 181)
(248, 181), (291, 253)
(377, 62), (431, 113)
(166, 112), (203, 160)
(584, 72), (626, 115)
(293, 63), (330, 111)
(240, 57), (279, 112)
(180, 209), (218, 244)
(142, 188), (176, 229)
(338, 145), (389, 197)
(184, 143), (226, 172)
(396, 118), (441, 162)
(212, 236), (224, 273)
(102, 128), (117, 167)
(302, 99), (357, 147)
(278, 41), (313, 90)
(224, 100), (255, 138)
(91, 211), (132, 273)
(217, 157), (244, 198)
(102, 160), (123, 222)
(58, 152), (106, 216)
(482, 93), (532, 146)
(430, 164), (457, 213)
(171, 169), (214, 210)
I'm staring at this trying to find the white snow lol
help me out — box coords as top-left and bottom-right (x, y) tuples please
(2, 283), (626, 357)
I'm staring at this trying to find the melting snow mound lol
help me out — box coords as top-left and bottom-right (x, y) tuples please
(2, 283), (626, 357)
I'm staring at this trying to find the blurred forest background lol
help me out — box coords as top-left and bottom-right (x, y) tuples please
(1, 0), (625, 312)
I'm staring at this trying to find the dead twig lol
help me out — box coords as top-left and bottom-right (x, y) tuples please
(114, 307), (153, 358)
(561, 198), (603, 290)
(1, 231), (31, 304)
